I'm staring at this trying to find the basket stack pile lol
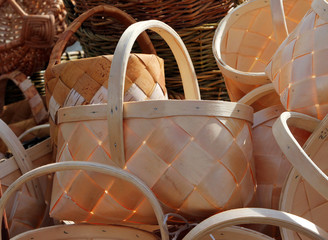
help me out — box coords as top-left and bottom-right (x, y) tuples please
(1, 0), (328, 239)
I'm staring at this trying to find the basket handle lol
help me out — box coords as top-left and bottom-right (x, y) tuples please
(0, 119), (43, 200)
(0, 71), (48, 124)
(271, 0), (288, 44)
(238, 83), (276, 106)
(46, 5), (156, 69)
(107, 20), (200, 168)
(0, 162), (169, 240)
(182, 208), (328, 240)
(272, 111), (328, 200)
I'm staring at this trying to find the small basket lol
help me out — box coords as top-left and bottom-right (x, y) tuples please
(0, 120), (53, 237)
(213, 0), (311, 108)
(0, 0), (67, 76)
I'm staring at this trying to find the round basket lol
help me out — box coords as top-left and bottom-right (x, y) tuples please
(0, 0), (67, 77)
(212, 0), (311, 107)
(63, 0), (233, 100)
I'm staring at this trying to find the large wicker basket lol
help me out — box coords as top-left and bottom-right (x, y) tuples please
(63, 0), (234, 100)
(0, 0), (67, 77)
(50, 20), (256, 225)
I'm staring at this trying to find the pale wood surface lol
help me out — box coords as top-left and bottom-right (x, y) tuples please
(182, 208), (328, 240)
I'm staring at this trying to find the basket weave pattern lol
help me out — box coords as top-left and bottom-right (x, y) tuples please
(51, 115), (256, 223)
(217, 0), (311, 104)
(0, 0), (67, 76)
(266, 10), (328, 119)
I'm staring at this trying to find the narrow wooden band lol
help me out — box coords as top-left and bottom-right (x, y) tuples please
(238, 83), (275, 106)
(107, 20), (200, 168)
(0, 162), (169, 240)
(271, 0), (288, 44)
(182, 208), (328, 240)
(272, 111), (328, 199)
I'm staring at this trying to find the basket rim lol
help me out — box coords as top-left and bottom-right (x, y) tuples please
(56, 100), (254, 124)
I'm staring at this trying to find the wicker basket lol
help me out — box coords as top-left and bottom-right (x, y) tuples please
(50, 20), (255, 225)
(239, 84), (312, 238)
(266, 0), (328, 120)
(213, 0), (311, 108)
(273, 112), (328, 240)
(0, 161), (169, 240)
(63, 0), (233, 100)
(0, 120), (53, 237)
(0, 0), (67, 77)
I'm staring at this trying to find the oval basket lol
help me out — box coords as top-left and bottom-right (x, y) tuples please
(213, 0), (311, 109)
(50, 20), (256, 225)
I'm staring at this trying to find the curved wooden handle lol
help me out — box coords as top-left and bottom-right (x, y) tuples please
(0, 71), (48, 124)
(238, 83), (275, 106)
(183, 208), (328, 240)
(0, 119), (43, 200)
(46, 5), (156, 69)
(107, 20), (200, 168)
(0, 162), (169, 240)
(270, 0), (288, 44)
(311, 0), (328, 22)
(272, 111), (328, 199)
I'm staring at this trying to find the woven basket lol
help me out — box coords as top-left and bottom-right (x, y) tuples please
(45, 5), (167, 149)
(182, 208), (328, 240)
(0, 71), (48, 155)
(63, 0), (233, 100)
(0, 0), (67, 77)
(266, 0), (328, 120)
(0, 162), (169, 240)
(213, 0), (311, 109)
(273, 112), (328, 240)
(51, 20), (256, 225)
(0, 120), (53, 237)
(239, 84), (311, 238)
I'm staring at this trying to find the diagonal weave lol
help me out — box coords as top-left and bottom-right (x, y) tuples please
(214, 0), (311, 109)
(266, 9), (328, 119)
(46, 54), (167, 148)
(51, 113), (256, 224)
